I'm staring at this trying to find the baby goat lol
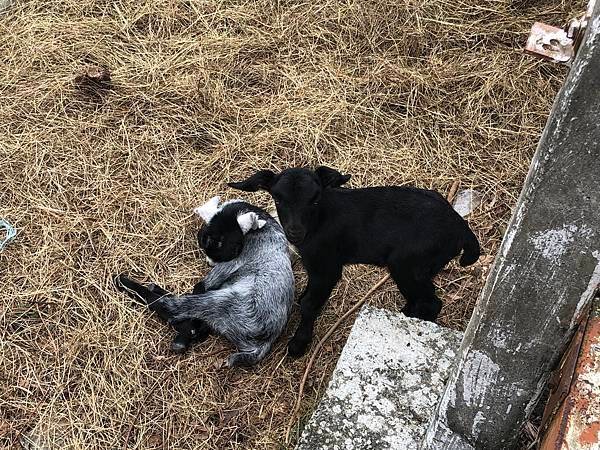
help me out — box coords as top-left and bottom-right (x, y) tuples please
(229, 166), (480, 357)
(116, 197), (295, 367)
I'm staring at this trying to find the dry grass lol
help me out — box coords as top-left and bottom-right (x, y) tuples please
(0, 0), (580, 448)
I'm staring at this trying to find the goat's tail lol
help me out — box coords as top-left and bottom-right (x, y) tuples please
(227, 344), (272, 367)
(459, 226), (481, 267)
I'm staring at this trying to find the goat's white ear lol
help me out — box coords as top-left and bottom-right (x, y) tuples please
(237, 212), (267, 235)
(194, 196), (221, 223)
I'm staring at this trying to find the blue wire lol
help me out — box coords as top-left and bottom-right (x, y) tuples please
(0, 219), (17, 251)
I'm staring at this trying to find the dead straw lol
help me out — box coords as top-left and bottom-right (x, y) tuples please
(122, 369), (173, 450)
(447, 180), (461, 204)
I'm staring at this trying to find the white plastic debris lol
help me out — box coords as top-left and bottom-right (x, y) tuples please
(0, 219), (17, 251)
(453, 189), (482, 218)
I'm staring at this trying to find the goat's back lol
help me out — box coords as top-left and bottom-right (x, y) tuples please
(224, 206), (295, 336)
(309, 186), (477, 269)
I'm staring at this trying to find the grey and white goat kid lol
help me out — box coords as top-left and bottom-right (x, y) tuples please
(115, 197), (295, 367)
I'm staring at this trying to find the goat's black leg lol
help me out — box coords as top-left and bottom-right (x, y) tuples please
(146, 281), (209, 352)
(147, 283), (169, 296)
(170, 319), (212, 353)
(389, 266), (442, 322)
(169, 280), (211, 352)
(288, 264), (342, 358)
(114, 274), (212, 352)
(146, 282), (212, 352)
(114, 274), (171, 320)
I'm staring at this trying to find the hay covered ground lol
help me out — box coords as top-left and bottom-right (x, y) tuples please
(0, 0), (578, 448)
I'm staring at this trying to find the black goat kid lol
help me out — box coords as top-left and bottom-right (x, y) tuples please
(229, 166), (480, 357)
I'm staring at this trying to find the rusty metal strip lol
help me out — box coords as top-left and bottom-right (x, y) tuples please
(525, 22), (574, 64)
(540, 307), (590, 433)
(525, 0), (596, 65)
(540, 296), (600, 449)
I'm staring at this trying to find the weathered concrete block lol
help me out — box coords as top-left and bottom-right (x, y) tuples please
(296, 306), (462, 450)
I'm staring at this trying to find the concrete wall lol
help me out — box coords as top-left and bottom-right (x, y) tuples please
(422, 3), (600, 448)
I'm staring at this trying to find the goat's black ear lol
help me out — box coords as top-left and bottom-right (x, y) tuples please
(228, 170), (277, 192)
(315, 166), (351, 188)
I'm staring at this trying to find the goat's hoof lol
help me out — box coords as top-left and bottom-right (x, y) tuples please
(287, 338), (310, 358)
(170, 337), (189, 354)
(113, 274), (128, 291)
(401, 306), (439, 323)
(401, 305), (417, 318)
(171, 342), (187, 354)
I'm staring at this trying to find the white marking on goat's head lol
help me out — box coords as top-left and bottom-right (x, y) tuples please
(237, 212), (267, 235)
(194, 196), (221, 223)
